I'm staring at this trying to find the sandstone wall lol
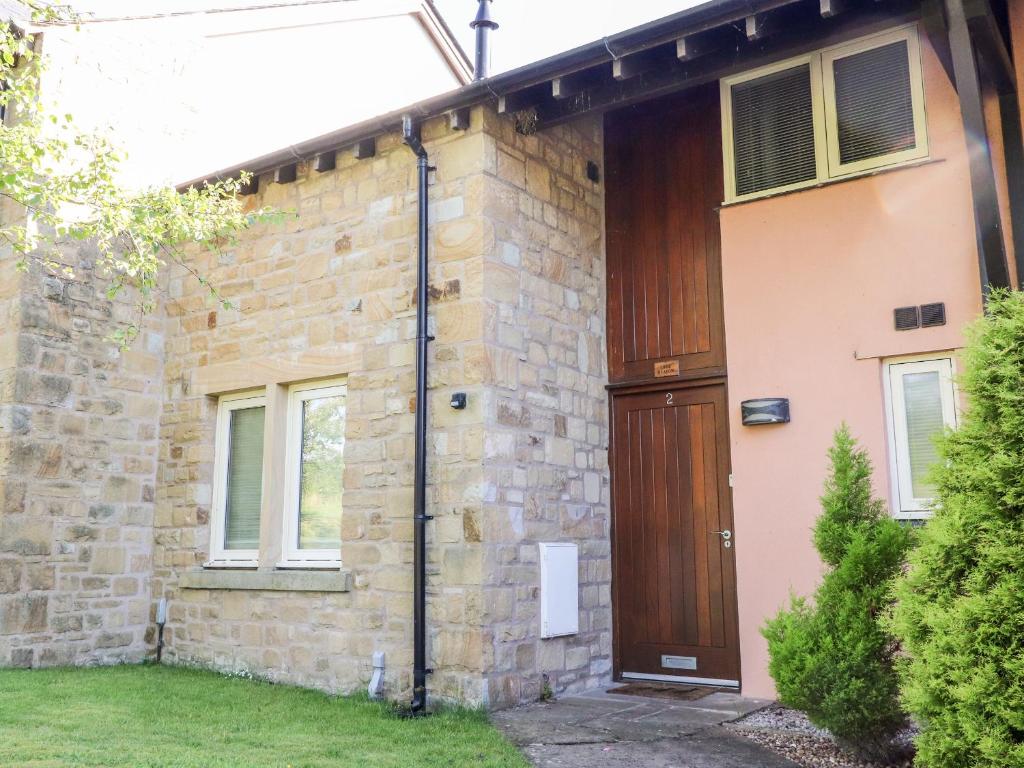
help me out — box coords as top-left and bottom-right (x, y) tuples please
(476, 111), (610, 707)
(153, 107), (611, 707)
(0, 100), (611, 706)
(154, 116), (492, 702)
(0, 244), (161, 668)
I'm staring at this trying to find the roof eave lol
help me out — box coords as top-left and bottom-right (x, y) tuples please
(176, 0), (860, 190)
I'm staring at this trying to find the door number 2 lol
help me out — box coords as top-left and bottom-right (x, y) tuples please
(665, 392), (674, 405)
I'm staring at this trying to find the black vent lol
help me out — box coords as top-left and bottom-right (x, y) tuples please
(833, 40), (916, 165)
(894, 306), (920, 331)
(731, 64), (818, 196)
(920, 302), (946, 328)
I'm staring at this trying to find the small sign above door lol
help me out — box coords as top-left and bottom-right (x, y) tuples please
(654, 360), (680, 378)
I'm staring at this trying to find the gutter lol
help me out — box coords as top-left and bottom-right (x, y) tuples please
(177, 0), (804, 190)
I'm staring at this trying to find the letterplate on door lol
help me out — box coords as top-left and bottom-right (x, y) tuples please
(661, 655), (697, 670)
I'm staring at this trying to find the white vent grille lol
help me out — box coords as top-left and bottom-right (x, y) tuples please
(731, 64), (818, 197)
(832, 40), (916, 165)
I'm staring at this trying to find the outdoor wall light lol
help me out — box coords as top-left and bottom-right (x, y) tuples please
(450, 392), (467, 410)
(741, 397), (790, 426)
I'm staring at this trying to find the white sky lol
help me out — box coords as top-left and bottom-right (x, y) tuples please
(70, 0), (704, 74)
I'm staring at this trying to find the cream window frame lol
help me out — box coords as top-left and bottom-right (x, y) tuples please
(208, 391), (266, 568)
(821, 26), (929, 177)
(279, 378), (347, 569)
(720, 53), (829, 203)
(882, 355), (958, 520)
(721, 24), (928, 203)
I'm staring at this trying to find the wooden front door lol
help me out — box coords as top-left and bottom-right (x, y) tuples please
(605, 83), (740, 685)
(611, 384), (739, 683)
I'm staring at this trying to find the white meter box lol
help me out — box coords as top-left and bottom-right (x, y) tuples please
(539, 542), (579, 638)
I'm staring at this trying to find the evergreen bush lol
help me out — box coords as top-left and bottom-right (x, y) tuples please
(889, 290), (1024, 768)
(764, 425), (913, 761)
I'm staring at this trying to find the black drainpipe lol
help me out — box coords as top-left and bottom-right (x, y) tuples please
(402, 115), (432, 714)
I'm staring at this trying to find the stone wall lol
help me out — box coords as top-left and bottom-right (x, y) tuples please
(477, 111), (610, 707)
(0, 242), (161, 668)
(151, 107), (611, 707)
(154, 116), (492, 702)
(0, 100), (610, 706)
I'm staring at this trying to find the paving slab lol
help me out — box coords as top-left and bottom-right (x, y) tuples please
(494, 687), (799, 768)
(520, 728), (801, 768)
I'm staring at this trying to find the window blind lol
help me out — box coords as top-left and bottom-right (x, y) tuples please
(224, 406), (265, 550)
(833, 40), (915, 165)
(731, 64), (818, 196)
(901, 371), (943, 499)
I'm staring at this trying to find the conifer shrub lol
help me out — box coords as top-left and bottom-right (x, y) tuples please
(889, 290), (1024, 768)
(763, 425), (913, 761)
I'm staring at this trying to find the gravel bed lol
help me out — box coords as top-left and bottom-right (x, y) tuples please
(727, 705), (916, 768)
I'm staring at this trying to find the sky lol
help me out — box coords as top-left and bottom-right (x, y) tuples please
(70, 0), (703, 74)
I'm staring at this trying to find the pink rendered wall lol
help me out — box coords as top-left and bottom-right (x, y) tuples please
(719, 38), (982, 699)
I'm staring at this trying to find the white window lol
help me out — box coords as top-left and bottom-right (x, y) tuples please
(209, 391), (266, 566)
(884, 356), (957, 518)
(721, 25), (928, 202)
(280, 380), (347, 568)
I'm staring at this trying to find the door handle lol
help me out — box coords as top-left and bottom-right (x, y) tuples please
(711, 529), (732, 548)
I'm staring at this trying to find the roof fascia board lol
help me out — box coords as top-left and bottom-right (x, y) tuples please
(1, 0), (35, 33)
(59, 0), (419, 30)
(416, 0), (473, 84)
(197, 0), (423, 38)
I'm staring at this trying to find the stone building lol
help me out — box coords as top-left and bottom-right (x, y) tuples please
(4, 0), (1024, 708)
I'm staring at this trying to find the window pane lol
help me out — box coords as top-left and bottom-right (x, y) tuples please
(732, 64), (818, 196)
(902, 371), (943, 499)
(833, 40), (915, 165)
(224, 406), (264, 550)
(297, 394), (345, 550)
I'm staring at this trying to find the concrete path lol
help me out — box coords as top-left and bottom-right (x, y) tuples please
(493, 688), (800, 768)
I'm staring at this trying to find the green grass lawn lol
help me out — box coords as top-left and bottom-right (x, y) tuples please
(0, 665), (529, 768)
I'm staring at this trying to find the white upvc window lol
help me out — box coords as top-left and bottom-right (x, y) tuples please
(721, 24), (928, 202)
(209, 391), (266, 567)
(279, 379), (347, 568)
(883, 355), (958, 519)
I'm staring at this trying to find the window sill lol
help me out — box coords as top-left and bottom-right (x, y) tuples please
(276, 561), (343, 571)
(719, 157), (944, 208)
(894, 512), (932, 522)
(204, 559), (258, 569)
(179, 568), (352, 592)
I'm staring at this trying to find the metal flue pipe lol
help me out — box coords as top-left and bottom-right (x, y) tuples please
(470, 0), (498, 80)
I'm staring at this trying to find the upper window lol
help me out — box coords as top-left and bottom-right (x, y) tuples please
(722, 25), (928, 202)
(281, 380), (347, 568)
(883, 356), (957, 518)
(210, 392), (266, 566)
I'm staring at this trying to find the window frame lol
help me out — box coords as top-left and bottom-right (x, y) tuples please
(208, 390), (267, 568)
(720, 24), (928, 203)
(279, 378), (348, 569)
(821, 26), (929, 177)
(883, 354), (958, 519)
(721, 53), (829, 203)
